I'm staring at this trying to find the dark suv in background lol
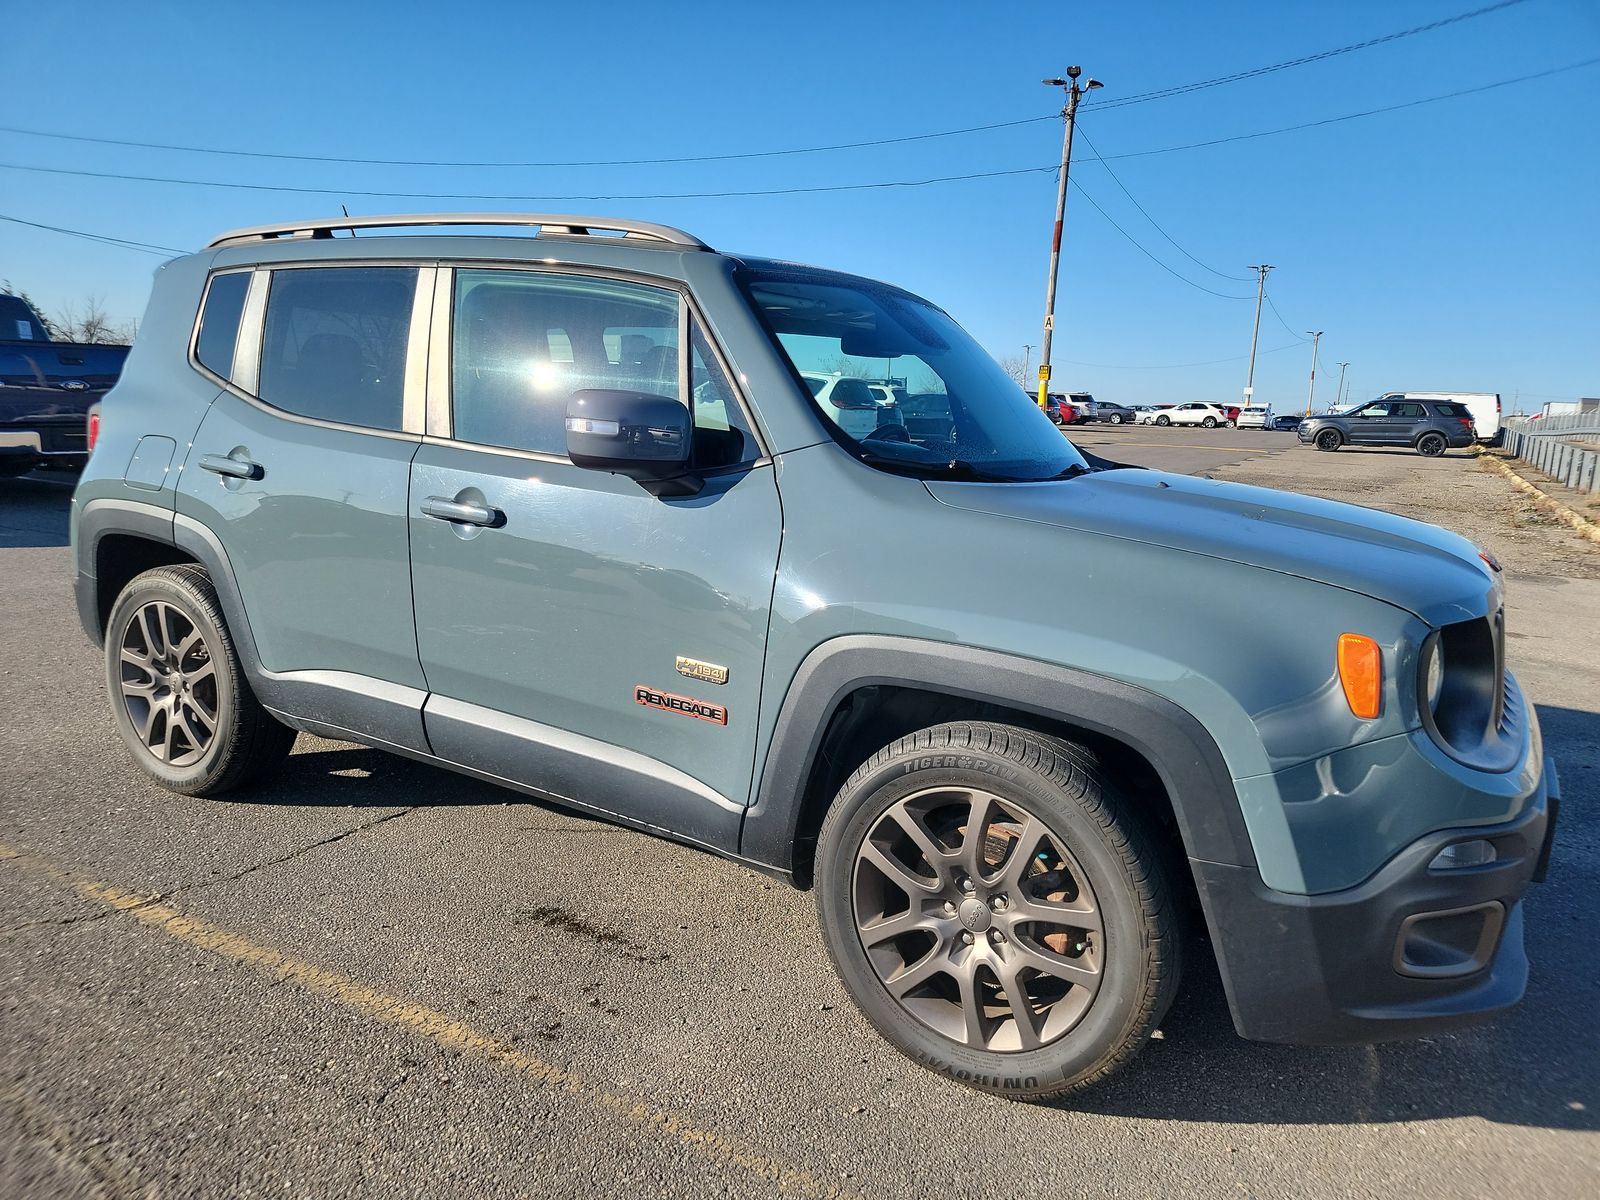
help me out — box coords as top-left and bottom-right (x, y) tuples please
(1299, 398), (1476, 456)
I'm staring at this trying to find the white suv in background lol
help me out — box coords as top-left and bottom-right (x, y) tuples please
(1235, 405), (1273, 430)
(1154, 402), (1229, 428)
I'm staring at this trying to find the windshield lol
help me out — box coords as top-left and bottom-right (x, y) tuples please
(739, 263), (1087, 482)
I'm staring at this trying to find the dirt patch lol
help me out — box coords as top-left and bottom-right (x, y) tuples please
(1212, 445), (1600, 581)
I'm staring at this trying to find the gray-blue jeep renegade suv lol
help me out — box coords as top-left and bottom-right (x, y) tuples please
(70, 213), (1557, 1101)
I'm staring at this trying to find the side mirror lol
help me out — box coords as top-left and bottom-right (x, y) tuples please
(566, 389), (700, 497)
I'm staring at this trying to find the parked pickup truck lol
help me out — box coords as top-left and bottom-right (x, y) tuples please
(1, 294), (129, 477)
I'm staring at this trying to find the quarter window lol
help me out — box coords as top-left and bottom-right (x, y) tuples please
(195, 271), (250, 381)
(450, 269), (681, 456)
(690, 323), (758, 469)
(257, 266), (418, 432)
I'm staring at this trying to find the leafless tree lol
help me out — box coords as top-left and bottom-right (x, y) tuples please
(1, 280), (60, 338)
(52, 295), (130, 344)
(996, 352), (1028, 386)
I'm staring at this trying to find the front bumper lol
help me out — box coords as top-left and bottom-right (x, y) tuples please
(1193, 754), (1557, 1045)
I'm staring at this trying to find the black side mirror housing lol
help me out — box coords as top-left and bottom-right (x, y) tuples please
(566, 389), (700, 497)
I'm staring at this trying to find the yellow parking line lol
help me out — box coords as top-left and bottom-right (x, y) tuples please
(0, 840), (856, 1200)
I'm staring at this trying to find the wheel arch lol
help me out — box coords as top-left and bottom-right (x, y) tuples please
(738, 637), (1257, 887)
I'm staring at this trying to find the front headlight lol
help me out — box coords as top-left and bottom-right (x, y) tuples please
(1420, 634), (1445, 718)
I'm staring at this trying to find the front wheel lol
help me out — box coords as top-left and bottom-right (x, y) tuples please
(1108, 413), (1123, 425)
(105, 564), (296, 796)
(1416, 432), (1447, 457)
(815, 723), (1179, 1102)
(1155, 415), (1170, 426)
(1315, 429), (1343, 452)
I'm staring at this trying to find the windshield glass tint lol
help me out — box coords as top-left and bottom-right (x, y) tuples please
(739, 264), (1086, 481)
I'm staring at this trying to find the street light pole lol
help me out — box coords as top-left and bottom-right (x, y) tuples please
(1244, 265), (1273, 409)
(1305, 331), (1324, 417)
(1335, 361), (1350, 410)
(1023, 344), (1033, 385)
(1037, 66), (1102, 408)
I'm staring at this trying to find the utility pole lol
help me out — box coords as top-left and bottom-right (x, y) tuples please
(1037, 65), (1102, 408)
(1023, 344), (1033, 385)
(1305, 331), (1324, 416)
(1243, 265), (1273, 409)
(1335, 361), (1350, 410)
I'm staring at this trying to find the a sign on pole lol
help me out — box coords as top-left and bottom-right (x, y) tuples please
(1043, 315), (1055, 331)
(1038, 364), (1051, 381)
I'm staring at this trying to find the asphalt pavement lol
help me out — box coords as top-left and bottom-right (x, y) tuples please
(2, 441), (1596, 1200)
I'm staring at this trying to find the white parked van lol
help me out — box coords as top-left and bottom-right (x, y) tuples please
(1371, 392), (1502, 443)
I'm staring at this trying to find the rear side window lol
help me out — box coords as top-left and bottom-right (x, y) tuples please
(1395, 403), (1428, 418)
(195, 272), (250, 380)
(450, 269), (681, 455)
(257, 266), (418, 432)
(1433, 402), (1470, 418)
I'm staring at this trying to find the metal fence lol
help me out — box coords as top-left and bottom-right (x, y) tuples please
(1502, 415), (1600, 496)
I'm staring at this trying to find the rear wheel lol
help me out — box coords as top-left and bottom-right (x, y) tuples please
(815, 722), (1179, 1102)
(1108, 413), (1123, 425)
(1416, 432), (1447, 457)
(1315, 429), (1343, 451)
(106, 564), (296, 796)
(1202, 416), (1218, 428)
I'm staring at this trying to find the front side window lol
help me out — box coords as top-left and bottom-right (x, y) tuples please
(194, 271), (250, 381)
(1354, 403), (1391, 418)
(257, 266), (417, 431)
(739, 264), (1086, 482)
(451, 269), (680, 455)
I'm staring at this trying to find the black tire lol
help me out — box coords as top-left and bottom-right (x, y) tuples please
(1155, 415), (1170, 427)
(1416, 432), (1447, 457)
(105, 564), (296, 796)
(815, 722), (1179, 1102)
(1315, 429), (1343, 452)
(1202, 416), (1218, 428)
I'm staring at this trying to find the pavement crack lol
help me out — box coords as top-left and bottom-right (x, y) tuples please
(175, 806), (415, 898)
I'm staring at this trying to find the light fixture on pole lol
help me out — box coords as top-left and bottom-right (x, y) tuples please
(1036, 66), (1102, 409)
(1335, 361), (1350, 410)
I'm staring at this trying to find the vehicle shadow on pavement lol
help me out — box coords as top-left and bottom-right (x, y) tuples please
(1075, 702), (1597, 1131)
(223, 744), (517, 810)
(0, 475), (72, 548)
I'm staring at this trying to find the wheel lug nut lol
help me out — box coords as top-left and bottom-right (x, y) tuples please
(990, 930), (1006, 945)
(992, 895), (1008, 912)
(942, 901), (956, 915)
(959, 877), (975, 893)
(960, 932), (974, 945)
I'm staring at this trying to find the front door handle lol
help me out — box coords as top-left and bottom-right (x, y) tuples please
(421, 496), (502, 527)
(198, 453), (261, 480)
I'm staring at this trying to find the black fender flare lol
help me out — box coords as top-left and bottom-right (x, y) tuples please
(737, 635), (1257, 875)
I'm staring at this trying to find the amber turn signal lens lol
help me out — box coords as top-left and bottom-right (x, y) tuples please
(1337, 633), (1382, 719)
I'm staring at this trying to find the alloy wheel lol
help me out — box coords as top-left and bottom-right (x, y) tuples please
(1316, 430), (1342, 451)
(118, 600), (218, 766)
(851, 786), (1103, 1053)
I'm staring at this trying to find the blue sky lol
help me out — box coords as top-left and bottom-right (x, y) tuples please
(3, 0), (1596, 409)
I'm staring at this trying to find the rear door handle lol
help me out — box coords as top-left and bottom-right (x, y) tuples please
(421, 496), (502, 527)
(198, 453), (261, 480)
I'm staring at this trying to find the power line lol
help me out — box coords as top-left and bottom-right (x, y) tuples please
(1060, 341), (1306, 370)
(1072, 124), (1251, 281)
(1264, 290), (1310, 342)
(1087, 57), (1600, 163)
(0, 58), (1590, 208)
(0, 2), (1538, 172)
(1068, 178), (1255, 300)
(0, 113), (1058, 170)
(0, 211), (182, 256)
(0, 158), (1057, 202)
(1083, 0), (1534, 112)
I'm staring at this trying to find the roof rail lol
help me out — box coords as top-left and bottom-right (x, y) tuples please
(205, 212), (710, 251)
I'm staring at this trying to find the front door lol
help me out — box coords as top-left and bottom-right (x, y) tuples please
(407, 266), (780, 850)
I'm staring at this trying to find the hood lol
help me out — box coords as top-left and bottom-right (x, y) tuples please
(925, 468), (1499, 627)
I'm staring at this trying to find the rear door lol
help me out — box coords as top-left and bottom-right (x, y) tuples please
(406, 265), (781, 849)
(176, 263), (431, 749)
